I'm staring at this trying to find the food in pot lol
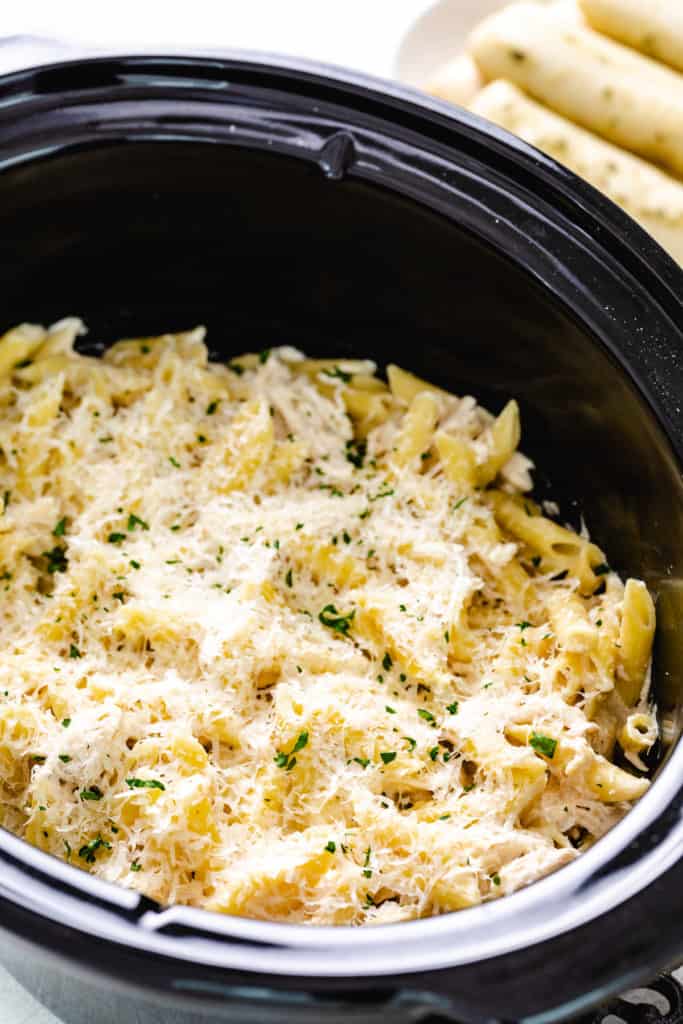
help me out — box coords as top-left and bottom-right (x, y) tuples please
(0, 319), (656, 923)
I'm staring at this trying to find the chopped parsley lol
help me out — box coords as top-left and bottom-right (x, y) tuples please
(353, 756), (370, 769)
(324, 841), (336, 854)
(80, 786), (103, 801)
(130, 560), (141, 570)
(78, 835), (111, 863)
(61, 718), (71, 728)
(130, 860), (142, 872)
(382, 652), (393, 672)
(126, 778), (166, 791)
(380, 751), (396, 764)
(453, 497), (468, 511)
(318, 604), (355, 636)
(529, 732), (557, 759)
(107, 532), (126, 545)
(446, 702), (459, 715)
(404, 737), (416, 752)
(492, 872), (501, 886)
(385, 705), (397, 714)
(258, 348), (271, 364)
(418, 708), (435, 724)
(44, 545), (68, 574)
(274, 730), (309, 771)
(127, 513), (149, 532)
(68, 644), (82, 659)
(52, 517), (67, 537)
(285, 568), (293, 588)
(362, 846), (372, 877)
(2, 490), (10, 513)
(58, 754), (71, 763)
(323, 366), (352, 384)
(429, 746), (439, 761)
(168, 456), (181, 468)
(206, 400), (219, 415)
(370, 486), (394, 502)
(345, 438), (367, 469)
(516, 621), (532, 631)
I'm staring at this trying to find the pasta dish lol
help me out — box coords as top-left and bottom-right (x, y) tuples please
(0, 319), (656, 924)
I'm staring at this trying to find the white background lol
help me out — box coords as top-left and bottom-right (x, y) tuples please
(0, 0), (435, 79)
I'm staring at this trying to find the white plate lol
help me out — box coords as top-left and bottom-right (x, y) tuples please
(394, 0), (564, 88)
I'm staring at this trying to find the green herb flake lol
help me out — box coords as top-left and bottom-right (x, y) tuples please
(80, 786), (103, 802)
(206, 400), (219, 415)
(353, 756), (370, 769)
(68, 644), (82, 659)
(385, 705), (397, 714)
(447, 702), (459, 715)
(345, 439), (367, 469)
(318, 604), (355, 636)
(274, 731), (309, 771)
(380, 751), (396, 764)
(107, 532), (126, 545)
(258, 348), (271, 365)
(58, 754), (71, 763)
(2, 490), (10, 513)
(418, 708), (435, 724)
(492, 872), (501, 886)
(285, 568), (293, 588)
(53, 517), (67, 538)
(382, 652), (393, 672)
(61, 718), (71, 728)
(323, 366), (352, 384)
(126, 778), (166, 791)
(529, 732), (557, 759)
(404, 737), (416, 752)
(44, 545), (68, 574)
(130, 560), (141, 570)
(78, 835), (111, 863)
(324, 841), (336, 854)
(516, 620), (532, 631)
(127, 513), (149, 532)
(429, 746), (439, 761)
(169, 456), (181, 468)
(130, 860), (142, 872)
(453, 497), (468, 511)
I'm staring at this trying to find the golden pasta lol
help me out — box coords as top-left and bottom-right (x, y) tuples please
(0, 323), (655, 925)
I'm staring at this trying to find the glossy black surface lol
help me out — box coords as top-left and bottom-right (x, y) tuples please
(0, 52), (682, 1024)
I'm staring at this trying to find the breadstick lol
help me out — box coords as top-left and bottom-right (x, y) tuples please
(468, 3), (683, 178)
(470, 80), (683, 265)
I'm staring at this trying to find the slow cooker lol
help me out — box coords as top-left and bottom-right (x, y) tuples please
(0, 46), (682, 1024)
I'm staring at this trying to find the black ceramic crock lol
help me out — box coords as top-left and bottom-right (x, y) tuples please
(0, 45), (682, 1024)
